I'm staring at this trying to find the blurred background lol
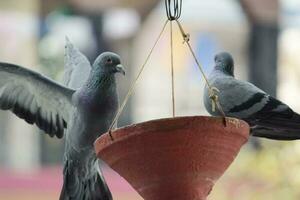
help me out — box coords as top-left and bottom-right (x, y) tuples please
(0, 0), (300, 199)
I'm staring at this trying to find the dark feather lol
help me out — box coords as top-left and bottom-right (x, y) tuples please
(229, 92), (265, 113)
(251, 125), (300, 140)
(247, 96), (300, 140)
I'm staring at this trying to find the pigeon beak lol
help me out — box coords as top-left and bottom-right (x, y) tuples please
(115, 64), (125, 76)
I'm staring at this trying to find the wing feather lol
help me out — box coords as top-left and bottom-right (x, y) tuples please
(64, 37), (91, 89)
(248, 96), (300, 131)
(0, 62), (75, 138)
(207, 74), (268, 118)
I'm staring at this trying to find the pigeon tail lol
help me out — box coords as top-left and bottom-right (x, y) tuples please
(59, 160), (112, 200)
(251, 112), (300, 140)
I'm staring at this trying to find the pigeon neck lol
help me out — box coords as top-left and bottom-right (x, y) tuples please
(85, 70), (116, 92)
(215, 65), (234, 77)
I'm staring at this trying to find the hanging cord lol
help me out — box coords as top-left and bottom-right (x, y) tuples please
(170, 21), (175, 117)
(107, 20), (169, 141)
(107, 0), (226, 141)
(166, 0), (181, 117)
(165, 0), (225, 124)
(175, 20), (227, 125)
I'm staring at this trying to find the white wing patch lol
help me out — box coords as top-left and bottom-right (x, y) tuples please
(64, 37), (91, 90)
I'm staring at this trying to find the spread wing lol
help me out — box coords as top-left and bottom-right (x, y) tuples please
(0, 62), (75, 138)
(63, 37), (91, 90)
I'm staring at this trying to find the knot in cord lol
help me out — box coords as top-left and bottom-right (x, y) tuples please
(208, 87), (220, 112)
(183, 33), (190, 43)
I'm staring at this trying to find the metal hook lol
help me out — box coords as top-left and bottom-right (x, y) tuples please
(165, 0), (182, 21)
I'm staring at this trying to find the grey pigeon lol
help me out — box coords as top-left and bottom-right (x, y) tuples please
(0, 39), (125, 199)
(204, 52), (300, 140)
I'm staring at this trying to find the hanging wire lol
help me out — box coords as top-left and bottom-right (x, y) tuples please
(170, 21), (175, 117)
(165, 0), (225, 123)
(175, 19), (227, 125)
(165, 0), (182, 21)
(107, 20), (169, 141)
(107, 0), (227, 141)
(166, 0), (182, 117)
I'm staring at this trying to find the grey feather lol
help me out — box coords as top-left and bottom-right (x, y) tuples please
(0, 44), (125, 199)
(204, 52), (300, 140)
(0, 62), (74, 138)
(64, 37), (91, 90)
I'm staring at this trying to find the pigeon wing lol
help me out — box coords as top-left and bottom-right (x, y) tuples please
(63, 37), (91, 90)
(0, 62), (75, 138)
(207, 75), (268, 118)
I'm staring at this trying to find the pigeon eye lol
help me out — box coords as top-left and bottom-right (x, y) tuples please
(106, 58), (113, 64)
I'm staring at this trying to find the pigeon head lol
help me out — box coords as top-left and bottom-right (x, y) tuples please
(214, 52), (234, 76)
(93, 52), (125, 76)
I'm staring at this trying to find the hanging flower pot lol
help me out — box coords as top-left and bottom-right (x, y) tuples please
(94, 116), (249, 200)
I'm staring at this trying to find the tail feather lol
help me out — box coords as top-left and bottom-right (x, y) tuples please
(59, 161), (112, 200)
(248, 110), (300, 140)
(254, 112), (300, 130)
(256, 119), (300, 131)
(251, 128), (300, 140)
(251, 125), (300, 141)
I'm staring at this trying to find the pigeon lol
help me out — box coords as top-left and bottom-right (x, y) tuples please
(0, 38), (125, 199)
(204, 52), (300, 140)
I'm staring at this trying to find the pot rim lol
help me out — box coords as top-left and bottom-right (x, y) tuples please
(94, 115), (250, 154)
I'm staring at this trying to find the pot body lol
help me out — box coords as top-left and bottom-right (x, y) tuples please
(95, 116), (249, 200)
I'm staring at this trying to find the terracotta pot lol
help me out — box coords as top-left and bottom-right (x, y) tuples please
(94, 116), (249, 200)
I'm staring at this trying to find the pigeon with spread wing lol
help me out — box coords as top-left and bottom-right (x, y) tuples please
(0, 38), (125, 199)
